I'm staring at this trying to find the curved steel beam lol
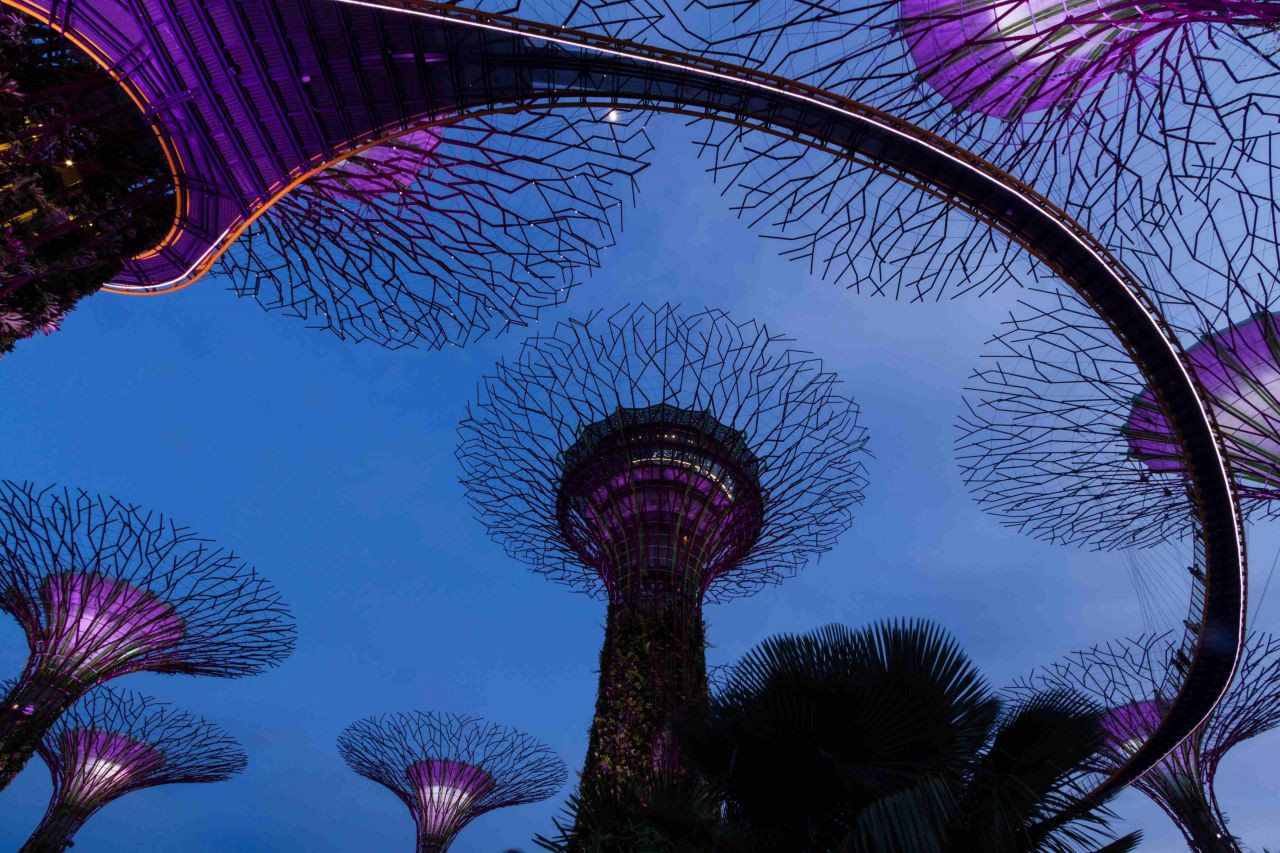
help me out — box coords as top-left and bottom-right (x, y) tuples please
(8, 0), (1246, 802)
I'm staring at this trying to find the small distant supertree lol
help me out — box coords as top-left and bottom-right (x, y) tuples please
(957, 278), (1280, 548)
(221, 109), (650, 350)
(0, 481), (296, 790)
(21, 686), (246, 853)
(1011, 632), (1280, 852)
(338, 711), (567, 852)
(457, 304), (869, 794)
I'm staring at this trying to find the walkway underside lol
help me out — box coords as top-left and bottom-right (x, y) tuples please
(5, 0), (1247, 805)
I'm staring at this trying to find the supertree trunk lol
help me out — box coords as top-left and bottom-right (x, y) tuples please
(581, 584), (710, 794)
(1165, 785), (1241, 852)
(20, 803), (92, 852)
(0, 677), (82, 791)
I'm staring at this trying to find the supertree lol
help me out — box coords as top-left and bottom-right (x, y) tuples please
(337, 711), (566, 852)
(1010, 631), (1280, 852)
(457, 304), (869, 794)
(0, 480), (296, 790)
(656, 0), (1280, 306)
(19, 685), (246, 852)
(956, 276), (1280, 549)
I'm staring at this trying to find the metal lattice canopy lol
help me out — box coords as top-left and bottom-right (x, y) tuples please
(338, 711), (566, 850)
(1010, 632), (1280, 850)
(220, 108), (651, 349)
(37, 685), (247, 801)
(0, 480), (297, 680)
(22, 685), (245, 851)
(456, 303), (870, 602)
(958, 278), (1280, 549)
(620, 0), (1280, 307)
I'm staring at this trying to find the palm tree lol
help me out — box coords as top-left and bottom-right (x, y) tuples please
(679, 620), (1139, 852)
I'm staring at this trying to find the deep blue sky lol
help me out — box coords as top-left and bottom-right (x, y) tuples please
(1, 119), (1277, 851)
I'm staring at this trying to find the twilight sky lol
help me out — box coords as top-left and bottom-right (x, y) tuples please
(1, 118), (1277, 851)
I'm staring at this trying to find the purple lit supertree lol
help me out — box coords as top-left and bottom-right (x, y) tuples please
(337, 711), (566, 852)
(956, 276), (1280, 549)
(219, 108), (651, 349)
(20, 685), (246, 853)
(457, 304), (869, 794)
(645, 0), (1280, 305)
(1010, 632), (1280, 852)
(0, 481), (296, 790)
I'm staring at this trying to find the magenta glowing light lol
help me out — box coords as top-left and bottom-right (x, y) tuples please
(407, 759), (496, 840)
(901, 0), (1276, 119)
(324, 130), (442, 198)
(1101, 698), (1198, 768)
(55, 729), (162, 805)
(1125, 311), (1280, 498)
(37, 573), (185, 681)
(338, 711), (566, 853)
(556, 404), (766, 599)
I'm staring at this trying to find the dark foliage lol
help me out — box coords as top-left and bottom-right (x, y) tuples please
(0, 12), (172, 354)
(540, 620), (1140, 852)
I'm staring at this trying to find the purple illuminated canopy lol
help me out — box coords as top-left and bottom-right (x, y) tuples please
(557, 403), (766, 599)
(24, 687), (246, 852)
(407, 759), (497, 841)
(338, 711), (566, 853)
(901, 0), (1279, 119)
(53, 729), (163, 805)
(1126, 310), (1280, 499)
(35, 573), (186, 682)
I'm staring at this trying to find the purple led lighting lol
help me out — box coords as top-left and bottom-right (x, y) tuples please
(1101, 699), (1197, 766)
(901, 0), (1270, 119)
(407, 759), (496, 839)
(54, 729), (162, 805)
(556, 406), (766, 598)
(1126, 311), (1280, 497)
(321, 130), (442, 197)
(37, 574), (185, 680)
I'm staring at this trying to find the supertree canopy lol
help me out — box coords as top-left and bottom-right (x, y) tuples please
(218, 108), (651, 349)
(0, 480), (296, 790)
(1011, 632), (1280, 852)
(457, 304), (869, 792)
(20, 686), (246, 853)
(651, 0), (1280, 306)
(0, 11), (173, 355)
(1126, 308), (1280, 500)
(337, 711), (566, 852)
(957, 278), (1279, 549)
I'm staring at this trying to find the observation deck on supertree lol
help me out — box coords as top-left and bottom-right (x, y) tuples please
(337, 711), (566, 852)
(457, 304), (869, 794)
(3, 0), (1254, 801)
(20, 686), (247, 853)
(1011, 632), (1280, 852)
(0, 480), (296, 791)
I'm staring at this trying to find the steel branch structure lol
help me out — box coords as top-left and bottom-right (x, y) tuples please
(661, 0), (1280, 306)
(958, 278), (1279, 549)
(3, 0), (1249, 801)
(458, 304), (868, 793)
(219, 108), (650, 348)
(0, 480), (295, 791)
(338, 711), (566, 852)
(1011, 632), (1280, 852)
(21, 686), (246, 853)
